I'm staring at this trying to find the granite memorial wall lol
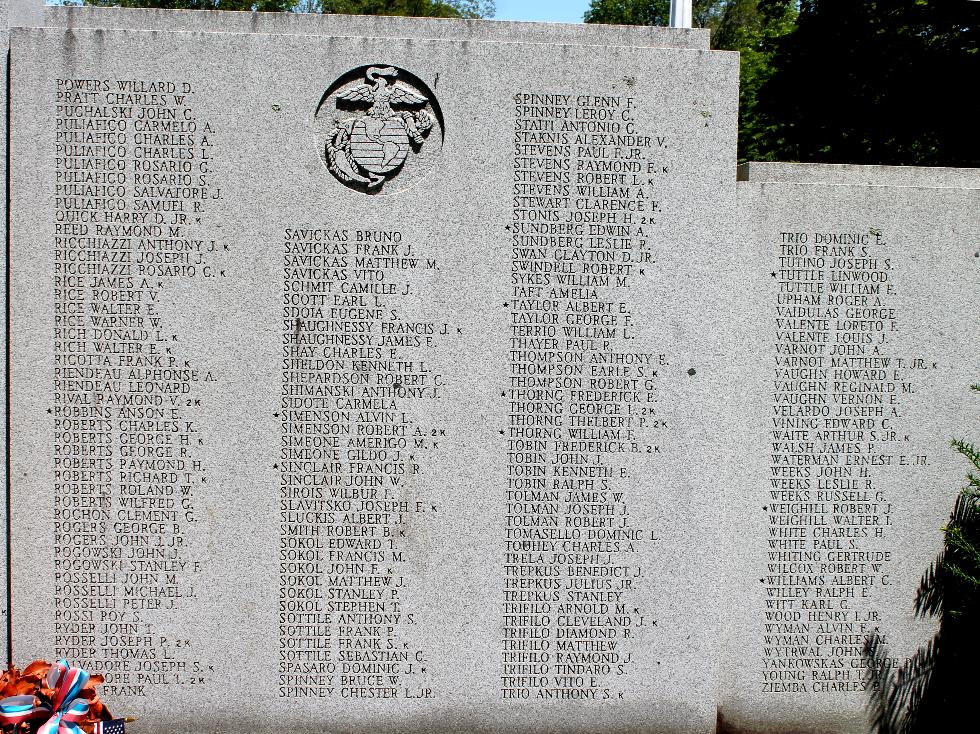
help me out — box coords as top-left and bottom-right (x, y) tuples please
(2, 3), (978, 734)
(721, 168), (980, 734)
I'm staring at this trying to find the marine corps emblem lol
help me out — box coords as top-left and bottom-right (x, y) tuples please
(316, 65), (444, 193)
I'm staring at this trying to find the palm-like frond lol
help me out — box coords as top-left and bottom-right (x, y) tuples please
(895, 636), (939, 734)
(864, 632), (898, 734)
(952, 439), (980, 472)
(914, 557), (944, 618)
(865, 393), (980, 733)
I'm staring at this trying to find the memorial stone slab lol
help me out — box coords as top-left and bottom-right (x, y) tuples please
(8, 24), (740, 734)
(2, 0), (704, 682)
(737, 162), (980, 188)
(1, 0), (9, 667)
(719, 178), (980, 733)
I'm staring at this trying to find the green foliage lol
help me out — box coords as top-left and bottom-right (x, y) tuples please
(864, 385), (980, 733)
(583, 0), (671, 26)
(709, 0), (797, 163)
(78, 0), (495, 17)
(585, 0), (980, 166)
(582, 0), (739, 29)
(317, 0), (493, 17)
(756, 0), (980, 166)
(80, 0), (295, 10)
(583, 1), (798, 164)
(582, 1), (791, 48)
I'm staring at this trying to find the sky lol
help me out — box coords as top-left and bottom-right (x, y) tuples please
(494, 0), (592, 24)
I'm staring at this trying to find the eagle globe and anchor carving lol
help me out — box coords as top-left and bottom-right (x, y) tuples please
(318, 65), (443, 192)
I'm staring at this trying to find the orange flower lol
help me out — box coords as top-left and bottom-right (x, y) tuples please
(0, 662), (47, 699)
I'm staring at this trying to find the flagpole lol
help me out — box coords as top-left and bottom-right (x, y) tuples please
(670, 0), (693, 28)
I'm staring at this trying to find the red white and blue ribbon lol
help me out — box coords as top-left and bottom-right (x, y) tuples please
(0, 660), (109, 734)
(0, 694), (48, 725)
(46, 660), (90, 713)
(37, 698), (89, 734)
(34, 660), (92, 734)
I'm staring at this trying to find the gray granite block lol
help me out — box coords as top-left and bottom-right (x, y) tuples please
(0, 0), (8, 671)
(720, 180), (980, 733)
(7, 0), (40, 30)
(737, 161), (980, 188)
(8, 24), (738, 733)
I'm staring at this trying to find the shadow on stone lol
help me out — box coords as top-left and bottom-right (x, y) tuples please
(863, 395), (980, 733)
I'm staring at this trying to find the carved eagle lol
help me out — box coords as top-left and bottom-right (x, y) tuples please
(337, 66), (428, 119)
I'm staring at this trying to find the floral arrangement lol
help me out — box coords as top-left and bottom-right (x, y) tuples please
(0, 660), (122, 734)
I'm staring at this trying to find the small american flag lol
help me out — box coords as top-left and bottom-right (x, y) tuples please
(93, 719), (126, 734)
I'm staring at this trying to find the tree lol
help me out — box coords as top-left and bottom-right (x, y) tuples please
(583, 1), (784, 43)
(80, 0), (296, 10)
(583, 0), (671, 26)
(723, 0), (797, 162)
(583, 0), (798, 163)
(756, 0), (980, 166)
(864, 387), (980, 733)
(78, 0), (295, 13)
(316, 0), (492, 17)
(79, 0), (495, 17)
(582, 0), (740, 31)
